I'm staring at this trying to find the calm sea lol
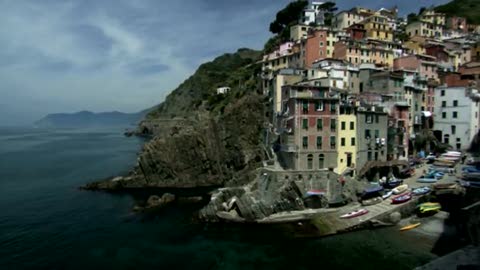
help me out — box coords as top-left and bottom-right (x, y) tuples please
(0, 127), (437, 270)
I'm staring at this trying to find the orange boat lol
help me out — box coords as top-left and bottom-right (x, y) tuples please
(399, 223), (421, 231)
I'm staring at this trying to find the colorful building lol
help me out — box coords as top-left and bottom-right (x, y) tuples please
(336, 105), (357, 174)
(362, 14), (393, 41)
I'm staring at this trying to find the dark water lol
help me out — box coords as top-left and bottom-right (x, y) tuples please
(0, 127), (437, 270)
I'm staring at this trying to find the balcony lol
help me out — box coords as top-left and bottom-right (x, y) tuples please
(280, 144), (298, 152)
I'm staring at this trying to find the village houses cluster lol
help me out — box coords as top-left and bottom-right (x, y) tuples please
(260, 1), (480, 175)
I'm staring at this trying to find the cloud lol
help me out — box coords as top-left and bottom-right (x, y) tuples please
(0, 0), (450, 126)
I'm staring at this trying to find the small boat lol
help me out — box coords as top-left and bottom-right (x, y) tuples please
(400, 223), (421, 231)
(417, 174), (438, 183)
(361, 197), (382, 206)
(412, 186), (431, 196)
(383, 177), (403, 189)
(382, 190), (393, 199)
(391, 192), (412, 204)
(306, 189), (326, 196)
(340, 209), (369, 219)
(433, 183), (457, 190)
(417, 202), (441, 214)
(392, 184), (408, 195)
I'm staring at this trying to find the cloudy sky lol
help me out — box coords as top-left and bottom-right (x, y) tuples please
(0, 0), (449, 125)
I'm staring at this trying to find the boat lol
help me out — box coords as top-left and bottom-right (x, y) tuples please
(433, 183), (457, 190)
(417, 174), (438, 183)
(400, 223), (421, 231)
(412, 186), (431, 196)
(383, 177), (403, 189)
(392, 184), (408, 195)
(382, 190), (393, 199)
(340, 209), (369, 219)
(306, 189), (326, 196)
(391, 192), (412, 204)
(417, 202), (441, 214)
(361, 197), (382, 206)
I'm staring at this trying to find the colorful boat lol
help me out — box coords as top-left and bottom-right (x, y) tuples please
(417, 174), (438, 183)
(400, 223), (421, 231)
(417, 202), (441, 214)
(392, 184), (408, 195)
(340, 209), (369, 219)
(306, 189), (326, 196)
(412, 186), (431, 196)
(391, 192), (412, 204)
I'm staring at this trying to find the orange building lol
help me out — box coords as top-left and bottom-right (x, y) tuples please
(301, 29), (328, 68)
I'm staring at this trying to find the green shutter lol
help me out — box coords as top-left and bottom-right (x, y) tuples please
(303, 119), (308, 129)
(303, 136), (308, 148)
(317, 119), (323, 130)
(331, 119), (336, 131)
(317, 136), (322, 148)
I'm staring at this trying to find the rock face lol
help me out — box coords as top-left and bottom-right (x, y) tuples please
(198, 169), (350, 222)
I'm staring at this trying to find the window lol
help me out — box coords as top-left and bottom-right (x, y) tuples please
(365, 129), (371, 139)
(442, 101), (446, 107)
(375, 115), (379, 123)
(315, 101), (324, 111)
(320, 42), (324, 47)
(368, 151), (372, 161)
(303, 101), (309, 113)
(307, 154), (313, 170)
(302, 136), (308, 149)
(350, 121), (355, 130)
(331, 119), (336, 131)
(317, 119), (323, 130)
(341, 137), (346, 146)
(316, 136), (322, 149)
(366, 114), (373, 123)
(331, 102), (336, 113)
(330, 136), (336, 149)
(442, 112), (446, 119)
(303, 119), (308, 129)
(319, 154), (325, 169)
(453, 100), (458, 107)
(451, 125), (456, 135)
(341, 121), (346, 130)
(374, 130), (380, 138)
(453, 111), (458, 118)
(375, 152), (379, 161)
(351, 137), (356, 146)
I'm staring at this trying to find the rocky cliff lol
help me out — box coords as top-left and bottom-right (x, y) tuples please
(84, 48), (268, 190)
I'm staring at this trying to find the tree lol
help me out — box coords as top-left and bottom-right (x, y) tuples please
(418, 7), (427, 15)
(268, 0), (308, 34)
(407, 13), (418, 23)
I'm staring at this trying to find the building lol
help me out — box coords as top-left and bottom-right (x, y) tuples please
(406, 21), (443, 38)
(262, 42), (301, 93)
(336, 104), (357, 174)
(447, 17), (467, 33)
(393, 54), (438, 81)
(362, 13), (394, 41)
(290, 24), (313, 41)
(216, 87), (230, 95)
(272, 69), (305, 115)
(300, 1), (329, 26)
(388, 103), (410, 160)
(301, 29), (328, 68)
(277, 85), (340, 171)
(419, 10), (446, 27)
(333, 40), (394, 67)
(434, 86), (480, 150)
(356, 105), (388, 172)
(346, 23), (366, 41)
(333, 10), (366, 30)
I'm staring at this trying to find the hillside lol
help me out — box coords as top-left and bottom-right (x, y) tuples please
(435, 0), (480, 24)
(34, 110), (147, 129)
(147, 48), (262, 119)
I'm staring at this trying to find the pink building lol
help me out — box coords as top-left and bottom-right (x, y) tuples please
(393, 54), (438, 81)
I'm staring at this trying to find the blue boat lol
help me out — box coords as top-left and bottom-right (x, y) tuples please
(417, 174), (438, 183)
(412, 186), (431, 195)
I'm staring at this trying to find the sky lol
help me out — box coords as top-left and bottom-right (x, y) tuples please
(0, 0), (450, 125)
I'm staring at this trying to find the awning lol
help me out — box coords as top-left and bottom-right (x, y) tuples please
(422, 111), (432, 117)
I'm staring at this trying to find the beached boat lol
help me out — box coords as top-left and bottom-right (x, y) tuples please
(417, 174), (438, 183)
(392, 184), (408, 195)
(417, 202), (441, 214)
(383, 177), (403, 189)
(340, 209), (369, 219)
(412, 186), (431, 196)
(400, 223), (421, 231)
(382, 190), (393, 199)
(361, 197), (382, 206)
(433, 183), (457, 190)
(391, 192), (412, 204)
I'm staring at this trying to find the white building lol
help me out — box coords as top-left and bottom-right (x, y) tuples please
(434, 86), (480, 150)
(216, 87), (231, 95)
(300, 1), (328, 25)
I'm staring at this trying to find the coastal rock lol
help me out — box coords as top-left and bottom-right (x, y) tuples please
(389, 212), (402, 224)
(146, 193), (176, 209)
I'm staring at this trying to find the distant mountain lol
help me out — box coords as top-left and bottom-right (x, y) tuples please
(435, 0), (480, 24)
(34, 110), (149, 128)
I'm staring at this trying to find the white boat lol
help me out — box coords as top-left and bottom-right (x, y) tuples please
(392, 184), (409, 195)
(382, 190), (393, 199)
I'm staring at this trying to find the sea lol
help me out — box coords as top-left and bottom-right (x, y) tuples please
(0, 127), (439, 270)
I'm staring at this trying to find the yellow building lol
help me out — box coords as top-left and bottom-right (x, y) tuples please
(336, 109), (357, 175)
(406, 21), (443, 39)
(272, 70), (304, 114)
(290, 24), (312, 41)
(362, 14), (393, 41)
(404, 39), (426, 55)
(420, 10), (446, 26)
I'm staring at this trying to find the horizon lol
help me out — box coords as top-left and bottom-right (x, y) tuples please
(0, 0), (449, 126)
